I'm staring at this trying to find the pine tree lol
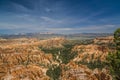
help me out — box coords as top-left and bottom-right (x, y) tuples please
(107, 28), (120, 80)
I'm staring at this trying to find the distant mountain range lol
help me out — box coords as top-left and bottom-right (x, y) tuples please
(0, 33), (113, 40)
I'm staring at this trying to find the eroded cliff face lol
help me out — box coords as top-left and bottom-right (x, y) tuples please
(73, 36), (115, 62)
(61, 62), (112, 80)
(0, 37), (66, 80)
(0, 65), (49, 80)
(0, 37), (114, 80)
(93, 36), (114, 44)
(73, 44), (110, 62)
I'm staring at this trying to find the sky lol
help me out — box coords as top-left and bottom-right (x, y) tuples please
(0, 0), (120, 34)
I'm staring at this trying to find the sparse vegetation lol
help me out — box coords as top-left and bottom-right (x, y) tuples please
(41, 42), (78, 80)
(77, 55), (106, 70)
(46, 65), (62, 80)
(40, 42), (78, 64)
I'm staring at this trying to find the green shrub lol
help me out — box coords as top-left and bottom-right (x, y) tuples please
(46, 65), (62, 80)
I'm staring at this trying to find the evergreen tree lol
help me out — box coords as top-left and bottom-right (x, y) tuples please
(107, 28), (120, 80)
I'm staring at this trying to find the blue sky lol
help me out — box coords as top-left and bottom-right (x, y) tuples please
(0, 0), (120, 34)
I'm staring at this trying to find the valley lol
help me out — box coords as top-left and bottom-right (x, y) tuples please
(0, 36), (115, 80)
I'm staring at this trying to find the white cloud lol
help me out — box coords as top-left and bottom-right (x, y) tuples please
(45, 8), (51, 12)
(0, 23), (38, 29)
(11, 2), (31, 12)
(45, 28), (72, 31)
(41, 16), (62, 23)
(73, 24), (116, 30)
